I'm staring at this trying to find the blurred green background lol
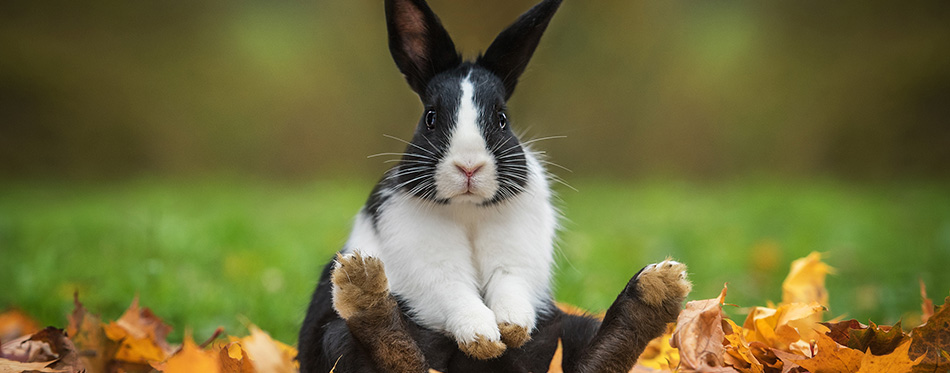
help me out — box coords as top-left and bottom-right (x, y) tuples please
(1, 0), (949, 344)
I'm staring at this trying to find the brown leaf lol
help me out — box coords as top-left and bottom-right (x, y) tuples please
(847, 321), (908, 356)
(219, 342), (255, 373)
(103, 297), (175, 364)
(796, 334), (864, 373)
(855, 339), (923, 373)
(66, 293), (108, 373)
(909, 296), (950, 373)
(820, 319), (866, 346)
(0, 357), (63, 373)
(670, 286), (735, 372)
(0, 309), (41, 343)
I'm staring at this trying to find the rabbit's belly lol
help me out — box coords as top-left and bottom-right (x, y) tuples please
(343, 191), (556, 337)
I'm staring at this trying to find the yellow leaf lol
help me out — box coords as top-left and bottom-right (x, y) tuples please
(163, 335), (220, 373)
(855, 340), (923, 373)
(796, 334), (863, 373)
(782, 251), (834, 307)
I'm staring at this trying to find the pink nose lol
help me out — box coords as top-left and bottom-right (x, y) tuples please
(455, 163), (484, 178)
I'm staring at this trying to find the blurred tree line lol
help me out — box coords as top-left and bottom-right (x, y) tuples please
(1, 0), (948, 180)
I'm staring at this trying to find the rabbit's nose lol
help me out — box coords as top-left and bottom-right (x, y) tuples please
(455, 163), (485, 178)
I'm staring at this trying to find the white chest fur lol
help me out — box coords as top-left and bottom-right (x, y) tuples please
(343, 152), (557, 344)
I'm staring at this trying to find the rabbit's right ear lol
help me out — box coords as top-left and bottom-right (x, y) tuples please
(386, 0), (462, 97)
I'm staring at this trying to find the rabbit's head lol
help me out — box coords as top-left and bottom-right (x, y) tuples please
(385, 0), (562, 205)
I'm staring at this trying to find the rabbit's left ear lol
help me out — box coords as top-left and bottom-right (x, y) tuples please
(478, 0), (562, 100)
(386, 0), (462, 97)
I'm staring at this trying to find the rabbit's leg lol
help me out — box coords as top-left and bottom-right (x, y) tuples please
(332, 252), (428, 373)
(566, 259), (691, 373)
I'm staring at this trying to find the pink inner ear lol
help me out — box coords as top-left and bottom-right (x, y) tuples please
(394, 4), (429, 64)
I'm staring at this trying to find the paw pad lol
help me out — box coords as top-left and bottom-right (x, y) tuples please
(635, 258), (692, 307)
(331, 251), (390, 319)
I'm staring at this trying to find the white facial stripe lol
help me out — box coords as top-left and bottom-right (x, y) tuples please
(454, 76), (482, 153)
(434, 73), (499, 202)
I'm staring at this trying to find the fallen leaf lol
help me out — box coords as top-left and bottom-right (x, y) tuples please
(240, 324), (296, 373)
(103, 297), (175, 364)
(909, 296), (950, 373)
(722, 319), (764, 373)
(855, 339), (923, 373)
(742, 302), (825, 352)
(670, 285), (734, 372)
(821, 319), (867, 346)
(0, 357), (63, 373)
(66, 293), (108, 373)
(218, 342), (255, 373)
(163, 335), (220, 373)
(796, 334), (864, 373)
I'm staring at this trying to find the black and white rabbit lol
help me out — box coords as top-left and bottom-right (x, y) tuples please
(298, 0), (692, 372)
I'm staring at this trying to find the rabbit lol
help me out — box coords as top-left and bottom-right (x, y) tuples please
(297, 0), (692, 372)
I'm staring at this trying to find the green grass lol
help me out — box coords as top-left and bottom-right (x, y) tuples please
(1, 178), (948, 344)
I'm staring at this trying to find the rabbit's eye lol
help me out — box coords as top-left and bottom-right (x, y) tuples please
(498, 112), (508, 130)
(425, 110), (437, 130)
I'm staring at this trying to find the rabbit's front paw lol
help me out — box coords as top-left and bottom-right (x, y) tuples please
(451, 309), (507, 359)
(633, 258), (692, 308)
(458, 334), (507, 360)
(331, 251), (390, 320)
(498, 322), (531, 349)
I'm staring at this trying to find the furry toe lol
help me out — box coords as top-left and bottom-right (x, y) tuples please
(458, 334), (507, 360)
(331, 251), (391, 319)
(498, 322), (531, 349)
(635, 258), (692, 307)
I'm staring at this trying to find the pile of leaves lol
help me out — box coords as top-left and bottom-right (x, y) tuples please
(0, 297), (296, 373)
(1, 252), (947, 373)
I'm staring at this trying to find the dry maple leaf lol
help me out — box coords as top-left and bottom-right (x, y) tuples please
(795, 333), (864, 373)
(66, 293), (108, 373)
(670, 285), (735, 372)
(218, 341), (255, 373)
(240, 324), (297, 373)
(742, 302), (826, 354)
(855, 339), (923, 373)
(920, 280), (935, 324)
(909, 296), (950, 373)
(0, 357), (64, 373)
(160, 334), (220, 373)
(103, 297), (175, 364)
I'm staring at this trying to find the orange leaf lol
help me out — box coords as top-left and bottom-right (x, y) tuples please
(104, 297), (174, 364)
(0, 309), (40, 343)
(855, 339), (923, 373)
(796, 334), (864, 373)
(218, 342), (255, 373)
(240, 324), (297, 373)
(636, 324), (679, 371)
(163, 335), (220, 373)
(670, 285), (734, 372)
